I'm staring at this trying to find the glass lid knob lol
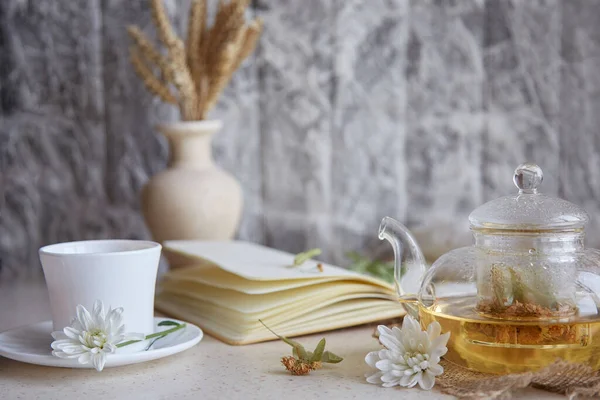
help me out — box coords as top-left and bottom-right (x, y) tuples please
(513, 163), (543, 194)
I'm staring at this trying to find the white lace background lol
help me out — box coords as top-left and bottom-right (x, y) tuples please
(0, 0), (595, 279)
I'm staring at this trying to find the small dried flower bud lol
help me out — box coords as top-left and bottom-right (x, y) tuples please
(281, 356), (317, 375)
(294, 362), (312, 375)
(281, 356), (297, 370)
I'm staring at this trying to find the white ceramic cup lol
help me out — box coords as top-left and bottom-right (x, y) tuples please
(39, 240), (162, 335)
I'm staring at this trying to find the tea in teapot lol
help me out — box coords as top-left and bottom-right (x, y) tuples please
(380, 163), (600, 374)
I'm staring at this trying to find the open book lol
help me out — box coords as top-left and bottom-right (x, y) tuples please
(155, 241), (405, 345)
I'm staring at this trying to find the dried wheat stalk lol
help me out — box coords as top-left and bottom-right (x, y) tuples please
(128, 0), (262, 121)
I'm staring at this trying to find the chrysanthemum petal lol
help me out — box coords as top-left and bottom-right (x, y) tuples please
(51, 350), (63, 358)
(93, 300), (105, 322)
(55, 344), (85, 354)
(406, 371), (421, 388)
(111, 335), (125, 344)
(377, 349), (396, 362)
(419, 371), (436, 390)
(78, 352), (92, 364)
(408, 338), (417, 352)
(63, 327), (81, 340)
(365, 371), (384, 384)
(428, 363), (444, 376)
(104, 343), (117, 354)
(375, 359), (394, 370)
(377, 325), (393, 337)
(365, 351), (380, 367)
(108, 308), (124, 328)
(76, 304), (94, 331)
(51, 331), (67, 340)
(379, 332), (401, 350)
(427, 321), (442, 341)
(399, 373), (415, 386)
(381, 372), (399, 383)
(51, 339), (76, 350)
(382, 380), (401, 388)
(431, 331), (450, 348)
(429, 349), (447, 364)
(52, 350), (79, 359)
(402, 316), (421, 334)
(418, 331), (431, 349)
(71, 320), (84, 332)
(429, 332), (450, 360)
(92, 352), (107, 372)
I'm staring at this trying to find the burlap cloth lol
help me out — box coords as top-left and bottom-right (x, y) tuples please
(436, 359), (600, 399)
(373, 321), (600, 399)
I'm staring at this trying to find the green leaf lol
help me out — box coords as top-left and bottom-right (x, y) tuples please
(346, 252), (394, 284)
(292, 347), (311, 361)
(293, 248), (322, 266)
(295, 344), (309, 361)
(117, 323), (186, 348)
(311, 338), (326, 363)
(321, 351), (343, 364)
(158, 320), (181, 327)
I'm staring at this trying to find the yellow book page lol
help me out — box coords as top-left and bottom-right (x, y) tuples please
(164, 265), (387, 294)
(163, 240), (392, 289)
(158, 278), (394, 313)
(156, 289), (395, 328)
(155, 296), (403, 345)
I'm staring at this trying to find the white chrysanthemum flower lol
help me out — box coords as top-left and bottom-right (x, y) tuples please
(365, 315), (450, 390)
(51, 300), (144, 371)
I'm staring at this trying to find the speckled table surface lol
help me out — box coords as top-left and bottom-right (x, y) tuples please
(0, 281), (560, 400)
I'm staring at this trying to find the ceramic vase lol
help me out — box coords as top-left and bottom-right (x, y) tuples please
(141, 120), (242, 245)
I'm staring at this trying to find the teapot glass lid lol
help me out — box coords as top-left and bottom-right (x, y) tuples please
(469, 163), (589, 231)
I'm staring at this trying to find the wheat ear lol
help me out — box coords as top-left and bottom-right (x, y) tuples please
(150, 0), (179, 48)
(203, 38), (243, 113)
(201, 0), (248, 113)
(130, 49), (177, 104)
(128, 0), (262, 120)
(127, 26), (174, 81)
(231, 18), (263, 73)
(205, 0), (245, 77)
(186, 0), (206, 77)
(186, 0), (208, 117)
(150, 0), (198, 120)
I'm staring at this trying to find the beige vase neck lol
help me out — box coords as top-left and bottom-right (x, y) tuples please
(157, 120), (222, 169)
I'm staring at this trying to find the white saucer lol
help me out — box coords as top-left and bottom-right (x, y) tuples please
(0, 317), (203, 368)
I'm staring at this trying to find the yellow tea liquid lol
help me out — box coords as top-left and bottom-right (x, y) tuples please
(419, 296), (600, 374)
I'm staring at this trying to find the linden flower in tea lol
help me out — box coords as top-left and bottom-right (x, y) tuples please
(365, 316), (450, 390)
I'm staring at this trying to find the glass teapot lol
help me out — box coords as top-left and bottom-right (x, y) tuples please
(379, 163), (600, 374)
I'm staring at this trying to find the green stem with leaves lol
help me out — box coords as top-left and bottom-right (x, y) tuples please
(117, 321), (186, 348)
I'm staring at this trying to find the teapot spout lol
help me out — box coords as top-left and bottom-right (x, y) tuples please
(379, 217), (427, 318)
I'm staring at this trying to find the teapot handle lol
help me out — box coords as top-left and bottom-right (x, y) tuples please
(379, 217), (428, 318)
